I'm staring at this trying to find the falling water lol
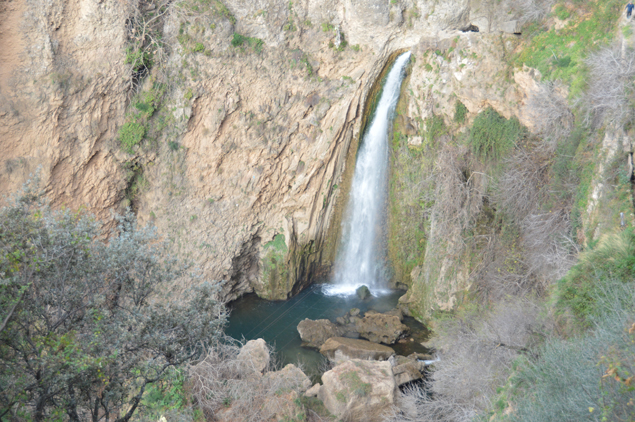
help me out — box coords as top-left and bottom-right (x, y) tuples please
(324, 51), (412, 296)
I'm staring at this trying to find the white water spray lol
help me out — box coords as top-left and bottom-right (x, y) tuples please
(324, 51), (412, 296)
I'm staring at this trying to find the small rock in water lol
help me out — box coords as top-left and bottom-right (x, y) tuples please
(356, 285), (371, 300)
(349, 308), (360, 317)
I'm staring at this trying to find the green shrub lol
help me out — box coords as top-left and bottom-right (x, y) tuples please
(193, 42), (205, 53)
(0, 184), (226, 421)
(119, 122), (146, 153)
(231, 33), (264, 53)
(231, 33), (247, 47)
(454, 100), (468, 123)
(321, 22), (334, 32)
(556, 229), (635, 326)
(503, 281), (635, 422)
(424, 114), (447, 145)
(125, 46), (152, 72)
(248, 37), (264, 53)
(468, 107), (523, 161)
(554, 4), (571, 20)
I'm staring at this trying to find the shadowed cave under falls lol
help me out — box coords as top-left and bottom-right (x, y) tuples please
(226, 52), (428, 377)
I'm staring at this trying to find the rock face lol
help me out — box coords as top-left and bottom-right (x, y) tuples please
(355, 313), (410, 344)
(318, 359), (397, 422)
(237, 339), (270, 373)
(0, 0), (563, 308)
(297, 318), (344, 349)
(319, 337), (395, 362)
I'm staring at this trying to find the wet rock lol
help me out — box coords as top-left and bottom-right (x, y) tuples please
(383, 307), (404, 321)
(319, 337), (395, 363)
(356, 285), (372, 300)
(318, 359), (397, 422)
(355, 313), (410, 344)
(349, 308), (361, 317)
(237, 338), (270, 374)
(298, 318), (344, 349)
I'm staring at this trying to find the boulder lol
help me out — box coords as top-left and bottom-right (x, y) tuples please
(355, 313), (410, 344)
(298, 318), (344, 349)
(320, 337), (395, 363)
(499, 20), (521, 34)
(263, 363), (312, 392)
(390, 356), (423, 386)
(349, 308), (361, 317)
(356, 285), (372, 300)
(318, 359), (397, 422)
(305, 383), (321, 397)
(237, 338), (270, 374)
(383, 307), (404, 321)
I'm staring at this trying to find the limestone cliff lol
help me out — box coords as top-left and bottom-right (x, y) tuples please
(0, 0), (548, 303)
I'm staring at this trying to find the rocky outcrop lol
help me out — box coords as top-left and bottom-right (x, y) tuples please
(263, 363), (312, 392)
(355, 312), (410, 344)
(237, 338), (270, 373)
(318, 359), (397, 422)
(297, 318), (344, 349)
(390, 355), (424, 386)
(0, 0), (550, 306)
(319, 337), (395, 363)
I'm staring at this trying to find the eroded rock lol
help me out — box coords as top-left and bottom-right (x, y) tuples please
(237, 338), (270, 374)
(318, 359), (397, 422)
(390, 356), (424, 386)
(298, 318), (344, 349)
(355, 313), (410, 344)
(319, 337), (395, 363)
(263, 363), (312, 392)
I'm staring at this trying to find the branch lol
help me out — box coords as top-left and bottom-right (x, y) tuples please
(0, 287), (26, 334)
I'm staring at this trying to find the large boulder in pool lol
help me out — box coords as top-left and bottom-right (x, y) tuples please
(356, 285), (372, 300)
(318, 359), (397, 422)
(298, 318), (344, 349)
(319, 337), (395, 363)
(355, 312), (410, 344)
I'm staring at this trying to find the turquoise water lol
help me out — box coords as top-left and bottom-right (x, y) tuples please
(226, 284), (402, 375)
(225, 283), (430, 380)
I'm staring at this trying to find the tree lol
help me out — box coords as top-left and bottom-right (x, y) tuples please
(0, 178), (227, 421)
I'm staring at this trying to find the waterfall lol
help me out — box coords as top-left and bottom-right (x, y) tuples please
(324, 51), (412, 296)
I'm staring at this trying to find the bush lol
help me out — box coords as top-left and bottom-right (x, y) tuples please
(585, 46), (635, 125)
(189, 340), (310, 421)
(526, 81), (574, 149)
(231, 33), (247, 47)
(454, 100), (468, 124)
(0, 180), (227, 421)
(555, 229), (635, 327)
(125, 46), (153, 72)
(119, 121), (147, 153)
(504, 281), (635, 422)
(387, 299), (543, 422)
(468, 108), (524, 161)
(231, 33), (264, 53)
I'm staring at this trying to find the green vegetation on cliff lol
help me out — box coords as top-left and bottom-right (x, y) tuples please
(386, 2), (635, 420)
